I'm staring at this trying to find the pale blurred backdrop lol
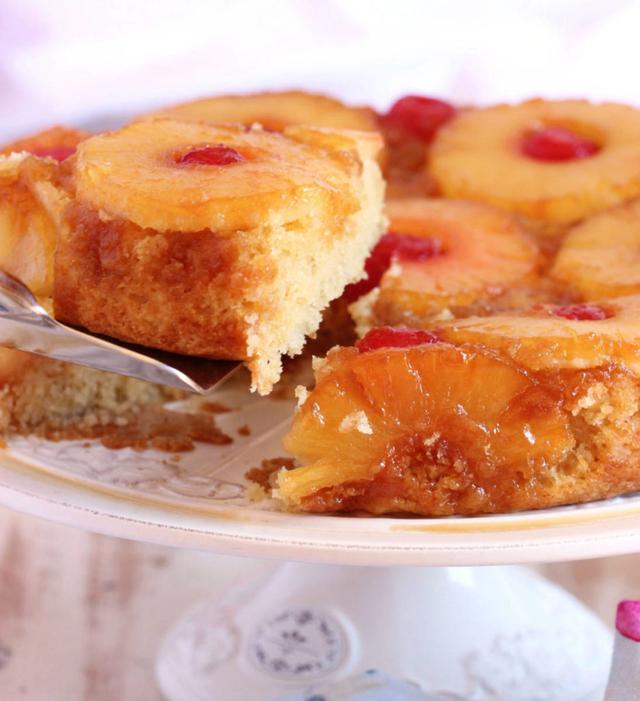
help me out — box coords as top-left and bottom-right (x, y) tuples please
(2, 2), (640, 699)
(1, 0), (639, 140)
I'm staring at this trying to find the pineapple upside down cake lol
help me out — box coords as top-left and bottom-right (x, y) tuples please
(4, 91), (640, 516)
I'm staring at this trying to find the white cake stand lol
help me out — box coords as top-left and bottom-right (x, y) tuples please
(0, 378), (633, 700)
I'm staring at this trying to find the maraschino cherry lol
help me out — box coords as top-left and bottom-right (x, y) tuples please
(382, 95), (456, 142)
(30, 145), (77, 162)
(356, 326), (440, 353)
(177, 145), (245, 166)
(344, 232), (441, 302)
(521, 126), (599, 162)
(553, 303), (611, 321)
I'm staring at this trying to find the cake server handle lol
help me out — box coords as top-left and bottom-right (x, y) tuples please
(0, 271), (239, 394)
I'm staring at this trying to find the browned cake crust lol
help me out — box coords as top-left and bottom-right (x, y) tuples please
(55, 203), (257, 361)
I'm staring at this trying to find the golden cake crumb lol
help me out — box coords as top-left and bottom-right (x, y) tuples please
(246, 456), (297, 491)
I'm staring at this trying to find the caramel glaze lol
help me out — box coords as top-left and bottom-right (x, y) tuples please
(372, 277), (573, 330)
(298, 357), (640, 516)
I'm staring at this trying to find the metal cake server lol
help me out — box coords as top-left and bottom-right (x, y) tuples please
(0, 271), (240, 394)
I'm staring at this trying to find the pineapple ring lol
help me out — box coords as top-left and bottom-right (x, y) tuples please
(74, 119), (372, 233)
(430, 99), (640, 226)
(142, 90), (379, 133)
(280, 341), (575, 515)
(435, 295), (640, 374)
(352, 198), (540, 330)
(551, 198), (640, 300)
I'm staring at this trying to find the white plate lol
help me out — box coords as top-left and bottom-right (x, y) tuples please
(1, 374), (640, 566)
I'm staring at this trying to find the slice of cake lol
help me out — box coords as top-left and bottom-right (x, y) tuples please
(279, 297), (640, 515)
(0, 128), (200, 442)
(0, 118), (384, 446)
(53, 119), (386, 394)
(0, 348), (176, 436)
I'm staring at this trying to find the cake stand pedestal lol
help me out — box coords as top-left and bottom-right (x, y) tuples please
(2, 428), (636, 701)
(155, 562), (611, 701)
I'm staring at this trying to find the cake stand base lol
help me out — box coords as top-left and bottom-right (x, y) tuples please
(155, 563), (611, 701)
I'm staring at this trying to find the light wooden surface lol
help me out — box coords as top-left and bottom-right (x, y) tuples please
(0, 504), (638, 701)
